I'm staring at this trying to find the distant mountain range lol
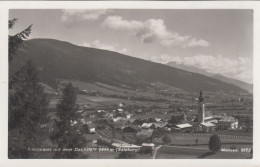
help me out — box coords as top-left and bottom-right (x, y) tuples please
(9, 38), (248, 94)
(167, 62), (253, 93)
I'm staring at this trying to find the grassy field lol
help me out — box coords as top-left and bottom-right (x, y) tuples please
(156, 145), (251, 159)
(168, 133), (252, 145)
(85, 151), (120, 159)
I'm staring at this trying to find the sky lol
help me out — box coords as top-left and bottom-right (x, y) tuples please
(9, 9), (253, 84)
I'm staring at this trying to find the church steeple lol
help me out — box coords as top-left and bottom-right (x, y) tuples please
(197, 90), (205, 124)
(199, 90), (204, 103)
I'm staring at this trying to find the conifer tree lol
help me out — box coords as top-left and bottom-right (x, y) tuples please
(9, 61), (49, 158)
(51, 83), (87, 158)
(9, 18), (32, 62)
(209, 134), (221, 153)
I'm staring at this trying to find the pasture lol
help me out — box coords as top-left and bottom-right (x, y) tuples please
(156, 145), (251, 159)
(168, 132), (252, 145)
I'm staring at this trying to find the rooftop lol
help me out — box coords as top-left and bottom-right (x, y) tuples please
(175, 123), (193, 129)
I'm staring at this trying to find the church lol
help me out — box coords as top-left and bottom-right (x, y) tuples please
(195, 90), (216, 132)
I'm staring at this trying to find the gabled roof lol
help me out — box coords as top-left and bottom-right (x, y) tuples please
(136, 129), (154, 137)
(200, 122), (216, 127)
(154, 122), (168, 128)
(142, 143), (155, 147)
(123, 125), (140, 131)
(219, 116), (237, 122)
(175, 123), (193, 129)
(141, 123), (154, 128)
(112, 143), (140, 148)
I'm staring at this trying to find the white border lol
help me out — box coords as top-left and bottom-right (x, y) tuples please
(0, 1), (259, 167)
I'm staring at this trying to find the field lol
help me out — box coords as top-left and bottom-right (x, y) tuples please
(156, 146), (252, 159)
(168, 133), (252, 146)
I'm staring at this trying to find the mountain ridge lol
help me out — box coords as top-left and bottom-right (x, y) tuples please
(167, 61), (252, 93)
(9, 38), (248, 94)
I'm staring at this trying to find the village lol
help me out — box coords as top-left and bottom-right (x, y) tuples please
(42, 89), (253, 159)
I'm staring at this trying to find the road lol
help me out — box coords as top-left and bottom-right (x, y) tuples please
(153, 145), (162, 159)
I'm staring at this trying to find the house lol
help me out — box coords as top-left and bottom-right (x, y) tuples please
(140, 143), (155, 153)
(154, 122), (168, 128)
(88, 126), (96, 133)
(105, 113), (114, 118)
(136, 129), (154, 138)
(126, 114), (133, 118)
(113, 117), (123, 123)
(122, 125), (140, 133)
(112, 143), (141, 152)
(80, 118), (87, 124)
(70, 120), (78, 126)
(80, 120), (95, 134)
(204, 116), (218, 124)
(84, 134), (99, 146)
(129, 118), (136, 124)
(83, 104), (92, 109)
(141, 143), (155, 149)
(76, 110), (84, 113)
(116, 119), (129, 126)
(173, 123), (193, 132)
(97, 110), (105, 113)
(155, 118), (162, 122)
(119, 103), (125, 108)
(136, 109), (142, 113)
(114, 124), (125, 130)
(218, 116), (239, 130)
(141, 123), (155, 129)
(200, 122), (216, 132)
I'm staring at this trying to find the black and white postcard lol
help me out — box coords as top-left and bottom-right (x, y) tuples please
(0, 1), (259, 167)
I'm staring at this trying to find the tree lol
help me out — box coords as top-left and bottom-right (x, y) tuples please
(153, 128), (167, 138)
(117, 151), (136, 159)
(9, 18), (32, 62)
(51, 83), (87, 158)
(163, 135), (171, 145)
(208, 134), (221, 153)
(9, 61), (49, 158)
(195, 138), (198, 145)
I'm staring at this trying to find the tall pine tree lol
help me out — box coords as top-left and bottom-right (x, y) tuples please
(9, 18), (32, 62)
(9, 61), (49, 158)
(51, 83), (87, 158)
(8, 18), (49, 158)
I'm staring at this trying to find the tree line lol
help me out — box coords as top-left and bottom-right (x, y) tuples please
(8, 19), (87, 158)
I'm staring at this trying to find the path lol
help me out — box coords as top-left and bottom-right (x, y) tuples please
(153, 145), (162, 159)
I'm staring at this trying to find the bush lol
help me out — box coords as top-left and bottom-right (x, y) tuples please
(117, 151), (136, 159)
(209, 134), (221, 153)
(163, 135), (171, 145)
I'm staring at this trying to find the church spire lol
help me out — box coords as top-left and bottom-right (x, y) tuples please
(199, 90), (204, 103)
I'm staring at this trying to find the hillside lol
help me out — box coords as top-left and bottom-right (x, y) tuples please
(167, 62), (252, 93)
(9, 38), (247, 94)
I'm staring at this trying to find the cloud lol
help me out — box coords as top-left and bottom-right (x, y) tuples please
(61, 9), (110, 22)
(102, 15), (144, 31)
(82, 40), (129, 55)
(103, 16), (209, 48)
(152, 54), (252, 83)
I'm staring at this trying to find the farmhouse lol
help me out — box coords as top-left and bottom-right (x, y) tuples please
(122, 125), (140, 133)
(155, 118), (162, 122)
(141, 123), (155, 129)
(141, 143), (155, 149)
(218, 116), (239, 130)
(126, 114), (133, 118)
(173, 123), (193, 132)
(136, 129), (154, 138)
(154, 122), (168, 128)
(200, 122), (216, 132)
(112, 143), (141, 152)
